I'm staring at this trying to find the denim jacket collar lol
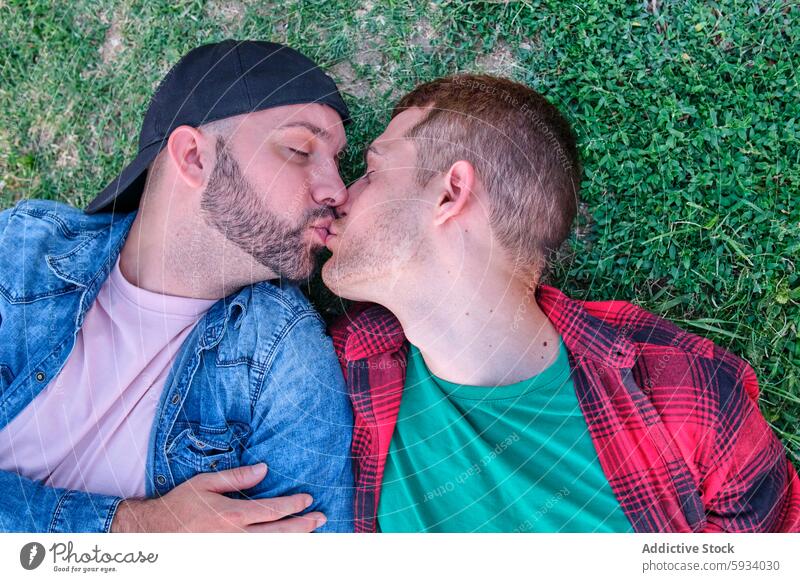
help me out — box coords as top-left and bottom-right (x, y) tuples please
(44, 209), (249, 344)
(46, 212), (135, 288)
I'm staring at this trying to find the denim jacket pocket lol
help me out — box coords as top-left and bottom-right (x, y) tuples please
(0, 363), (14, 394)
(167, 422), (251, 473)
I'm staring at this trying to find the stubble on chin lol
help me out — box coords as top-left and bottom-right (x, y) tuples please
(322, 212), (429, 300)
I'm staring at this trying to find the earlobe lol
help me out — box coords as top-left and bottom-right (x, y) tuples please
(433, 160), (475, 226)
(166, 125), (207, 189)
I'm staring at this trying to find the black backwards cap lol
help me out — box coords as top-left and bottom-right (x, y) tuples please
(85, 39), (350, 214)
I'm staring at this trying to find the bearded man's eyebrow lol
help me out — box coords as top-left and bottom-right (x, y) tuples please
(277, 121), (332, 141)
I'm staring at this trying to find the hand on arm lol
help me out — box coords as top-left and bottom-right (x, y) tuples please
(111, 463), (326, 533)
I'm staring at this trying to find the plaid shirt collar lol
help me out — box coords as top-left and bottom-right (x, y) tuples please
(340, 284), (637, 368)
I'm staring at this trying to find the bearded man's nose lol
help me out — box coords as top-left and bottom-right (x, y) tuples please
(312, 173), (348, 208)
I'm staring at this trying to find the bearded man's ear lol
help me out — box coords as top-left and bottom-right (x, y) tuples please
(166, 125), (215, 189)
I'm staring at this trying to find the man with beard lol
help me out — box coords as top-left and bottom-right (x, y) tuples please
(323, 74), (800, 532)
(0, 40), (353, 532)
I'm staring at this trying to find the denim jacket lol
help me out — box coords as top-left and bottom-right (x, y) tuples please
(0, 199), (354, 532)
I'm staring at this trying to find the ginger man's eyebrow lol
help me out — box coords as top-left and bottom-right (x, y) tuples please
(363, 144), (383, 165)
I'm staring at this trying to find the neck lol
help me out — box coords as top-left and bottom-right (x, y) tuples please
(384, 263), (561, 387)
(118, 194), (256, 299)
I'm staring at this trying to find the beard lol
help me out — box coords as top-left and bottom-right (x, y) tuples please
(199, 136), (332, 284)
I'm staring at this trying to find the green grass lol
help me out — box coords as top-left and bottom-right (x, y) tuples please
(1, 0), (798, 460)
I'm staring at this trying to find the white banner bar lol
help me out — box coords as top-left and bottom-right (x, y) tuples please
(1, 533), (798, 581)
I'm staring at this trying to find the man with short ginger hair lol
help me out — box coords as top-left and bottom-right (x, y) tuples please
(323, 74), (800, 532)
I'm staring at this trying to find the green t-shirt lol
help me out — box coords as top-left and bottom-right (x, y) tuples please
(377, 337), (633, 532)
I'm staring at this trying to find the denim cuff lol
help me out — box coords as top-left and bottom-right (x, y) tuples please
(49, 490), (124, 533)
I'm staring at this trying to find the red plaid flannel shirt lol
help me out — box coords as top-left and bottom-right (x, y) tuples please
(330, 284), (800, 532)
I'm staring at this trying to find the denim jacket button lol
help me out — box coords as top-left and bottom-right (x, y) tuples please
(35, 371), (45, 382)
(170, 392), (180, 405)
(209, 460), (219, 470)
(156, 475), (167, 485)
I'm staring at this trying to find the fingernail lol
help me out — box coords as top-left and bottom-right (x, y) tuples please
(304, 495), (314, 507)
(317, 516), (327, 527)
(252, 463), (267, 473)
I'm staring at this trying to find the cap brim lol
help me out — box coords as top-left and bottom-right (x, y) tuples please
(84, 141), (164, 214)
